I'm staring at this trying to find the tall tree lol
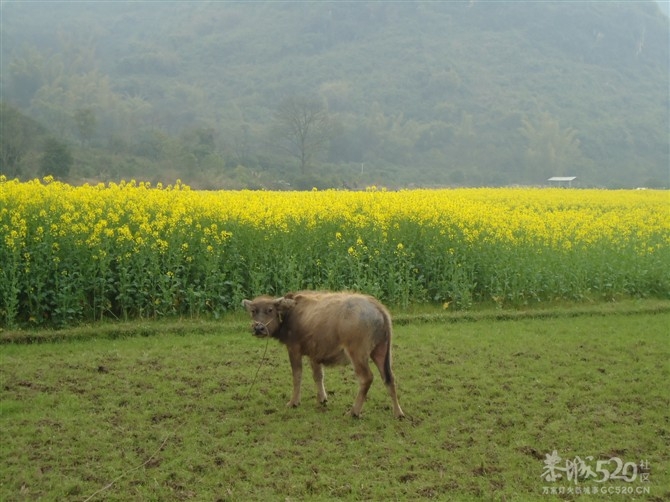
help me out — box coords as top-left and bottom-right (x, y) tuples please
(0, 102), (45, 178)
(520, 112), (584, 182)
(40, 138), (73, 179)
(73, 108), (97, 146)
(274, 96), (334, 174)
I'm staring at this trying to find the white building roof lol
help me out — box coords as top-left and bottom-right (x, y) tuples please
(547, 176), (577, 182)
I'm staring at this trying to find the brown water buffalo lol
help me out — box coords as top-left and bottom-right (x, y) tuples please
(242, 291), (404, 418)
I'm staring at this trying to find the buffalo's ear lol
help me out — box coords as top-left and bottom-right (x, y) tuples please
(242, 299), (252, 311)
(275, 297), (296, 312)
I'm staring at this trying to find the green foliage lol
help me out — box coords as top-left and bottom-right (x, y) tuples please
(520, 112), (588, 180)
(39, 138), (73, 179)
(0, 1), (667, 188)
(0, 102), (47, 178)
(1, 182), (668, 328)
(73, 108), (97, 146)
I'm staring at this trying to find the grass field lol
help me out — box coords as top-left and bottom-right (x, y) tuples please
(1, 303), (668, 501)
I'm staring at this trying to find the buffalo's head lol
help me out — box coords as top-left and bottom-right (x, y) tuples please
(242, 296), (295, 337)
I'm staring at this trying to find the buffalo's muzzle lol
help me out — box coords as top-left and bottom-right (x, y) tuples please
(251, 321), (269, 337)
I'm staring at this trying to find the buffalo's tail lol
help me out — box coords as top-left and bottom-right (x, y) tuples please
(382, 311), (395, 386)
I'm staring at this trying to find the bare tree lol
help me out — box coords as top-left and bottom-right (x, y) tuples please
(274, 95), (333, 174)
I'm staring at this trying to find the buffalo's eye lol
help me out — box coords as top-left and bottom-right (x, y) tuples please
(266, 308), (273, 314)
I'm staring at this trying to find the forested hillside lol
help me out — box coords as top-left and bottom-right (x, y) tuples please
(1, 1), (668, 188)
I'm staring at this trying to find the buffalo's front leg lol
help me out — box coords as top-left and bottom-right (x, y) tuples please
(310, 359), (328, 404)
(287, 347), (302, 407)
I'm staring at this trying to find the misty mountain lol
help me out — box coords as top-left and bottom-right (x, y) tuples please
(1, 1), (668, 188)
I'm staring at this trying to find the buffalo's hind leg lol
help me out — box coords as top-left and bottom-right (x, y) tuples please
(310, 359), (328, 405)
(371, 341), (405, 419)
(347, 351), (374, 418)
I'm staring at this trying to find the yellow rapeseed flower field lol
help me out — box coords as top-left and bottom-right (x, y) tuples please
(1, 177), (668, 327)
